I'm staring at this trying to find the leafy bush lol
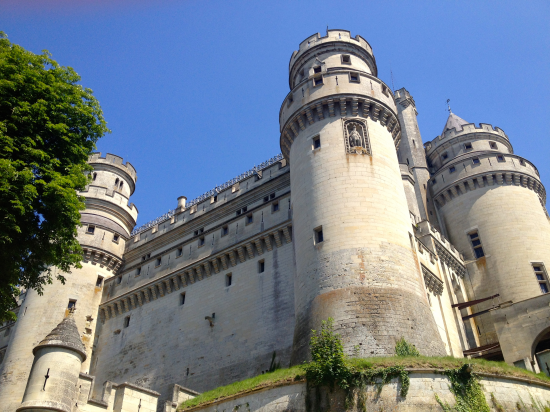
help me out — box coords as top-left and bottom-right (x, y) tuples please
(395, 337), (420, 357)
(303, 317), (351, 389)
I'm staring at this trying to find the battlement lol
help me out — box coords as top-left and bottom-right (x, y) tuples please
(289, 30), (375, 75)
(425, 123), (508, 154)
(88, 152), (137, 183)
(394, 88), (416, 107)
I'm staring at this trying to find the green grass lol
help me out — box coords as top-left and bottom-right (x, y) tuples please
(177, 357), (550, 411)
(177, 365), (306, 410)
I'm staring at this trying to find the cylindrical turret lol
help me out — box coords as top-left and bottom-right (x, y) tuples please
(17, 315), (86, 412)
(280, 30), (446, 363)
(426, 115), (550, 344)
(394, 88), (440, 228)
(0, 153), (138, 411)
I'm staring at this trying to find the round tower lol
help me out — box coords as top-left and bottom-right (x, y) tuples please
(17, 314), (86, 412)
(280, 30), (446, 362)
(426, 114), (550, 345)
(0, 153), (138, 411)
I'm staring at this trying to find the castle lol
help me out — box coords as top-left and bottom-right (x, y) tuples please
(1, 30), (550, 412)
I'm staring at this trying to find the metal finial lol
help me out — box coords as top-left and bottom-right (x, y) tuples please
(446, 99), (452, 114)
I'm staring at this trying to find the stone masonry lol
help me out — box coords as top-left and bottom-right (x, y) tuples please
(1, 30), (549, 411)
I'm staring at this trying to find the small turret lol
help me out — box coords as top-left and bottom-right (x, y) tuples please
(17, 314), (86, 412)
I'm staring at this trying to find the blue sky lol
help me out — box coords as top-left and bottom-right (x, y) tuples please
(2, 0), (549, 226)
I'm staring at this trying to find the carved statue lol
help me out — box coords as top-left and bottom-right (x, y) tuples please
(349, 125), (362, 147)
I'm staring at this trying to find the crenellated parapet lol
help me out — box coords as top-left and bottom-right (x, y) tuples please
(88, 152), (137, 182)
(425, 123), (512, 172)
(288, 30), (376, 88)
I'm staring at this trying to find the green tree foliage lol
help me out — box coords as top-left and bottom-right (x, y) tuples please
(0, 32), (109, 321)
(395, 337), (420, 357)
(303, 317), (351, 389)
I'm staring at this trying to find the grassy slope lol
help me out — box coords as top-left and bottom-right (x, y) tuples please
(178, 356), (550, 411)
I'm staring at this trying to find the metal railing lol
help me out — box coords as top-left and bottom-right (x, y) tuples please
(130, 154), (284, 237)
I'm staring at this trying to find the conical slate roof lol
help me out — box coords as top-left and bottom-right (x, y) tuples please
(33, 314), (87, 361)
(441, 112), (469, 136)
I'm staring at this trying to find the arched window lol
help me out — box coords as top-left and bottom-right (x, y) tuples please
(119, 181), (124, 189)
(115, 178), (119, 187)
(92, 172), (97, 181)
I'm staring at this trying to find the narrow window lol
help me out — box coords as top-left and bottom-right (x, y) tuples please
(349, 72), (359, 83)
(211, 195), (218, 203)
(92, 172), (97, 181)
(113, 234), (119, 243)
(124, 316), (130, 328)
(314, 76), (323, 86)
(314, 226), (324, 244)
(136, 267), (141, 277)
(116, 276), (122, 284)
(469, 231), (485, 259)
(96, 276), (104, 287)
(242, 206), (247, 213)
(427, 292), (432, 306)
(313, 135), (321, 149)
(464, 142), (473, 150)
(221, 226), (228, 237)
(449, 166), (456, 173)
(270, 193), (275, 200)
(341, 54), (351, 64)
(472, 158), (480, 165)
(156, 257), (161, 267)
(177, 247), (183, 257)
(115, 178), (119, 186)
(413, 139), (416, 148)
(489, 141), (498, 149)
(432, 178), (437, 185)
(258, 260), (265, 273)
(87, 225), (95, 235)
(119, 181), (124, 189)
(198, 236), (205, 246)
(497, 155), (505, 162)
(272, 202), (279, 212)
(246, 214), (253, 225)
(520, 159), (526, 166)
(226, 273), (232, 287)
(533, 264), (549, 294)
(442, 152), (449, 160)
(68, 299), (77, 310)
(180, 292), (186, 305)
(142, 255), (147, 261)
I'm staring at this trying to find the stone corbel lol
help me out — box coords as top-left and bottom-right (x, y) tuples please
(282, 226), (292, 244)
(362, 100), (371, 118)
(351, 98), (359, 116)
(245, 243), (255, 259)
(210, 258), (220, 273)
(339, 98), (347, 116)
(304, 107), (314, 125)
(272, 231), (283, 248)
(296, 115), (306, 131)
(263, 235), (273, 252)
(315, 102), (324, 120)
(254, 239), (264, 255)
(328, 99), (335, 117)
(163, 279), (172, 294)
(237, 247), (246, 263)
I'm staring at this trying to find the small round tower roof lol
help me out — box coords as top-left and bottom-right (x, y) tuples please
(33, 314), (87, 361)
(442, 112), (469, 136)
